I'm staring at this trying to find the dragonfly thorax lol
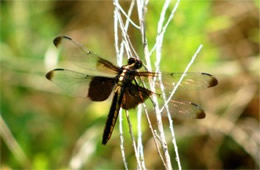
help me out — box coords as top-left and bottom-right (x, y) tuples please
(116, 67), (137, 86)
(115, 58), (141, 86)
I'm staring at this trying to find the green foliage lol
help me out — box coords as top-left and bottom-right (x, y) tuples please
(143, 0), (220, 72)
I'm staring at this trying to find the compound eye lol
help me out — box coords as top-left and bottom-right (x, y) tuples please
(128, 57), (136, 64)
(136, 61), (142, 69)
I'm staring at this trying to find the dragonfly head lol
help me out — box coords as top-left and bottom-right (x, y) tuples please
(128, 57), (142, 69)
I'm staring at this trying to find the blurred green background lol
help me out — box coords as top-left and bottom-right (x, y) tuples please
(0, 0), (259, 169)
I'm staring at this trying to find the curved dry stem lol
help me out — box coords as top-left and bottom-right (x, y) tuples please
(125, 110), (143, 169)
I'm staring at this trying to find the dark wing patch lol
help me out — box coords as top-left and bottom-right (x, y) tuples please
(88, 77), (115, 101)
(46, 68), (115, 100)
(121, 84), (153, 109)
(53, 36), (119, 77)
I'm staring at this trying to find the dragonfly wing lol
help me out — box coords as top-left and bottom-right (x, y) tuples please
(121, 84), (153, 109)
(137, 72), (218, 94)
(46, 68), (115, 101)
(163, 100), (206, 119)
(53, 36), (120, 77)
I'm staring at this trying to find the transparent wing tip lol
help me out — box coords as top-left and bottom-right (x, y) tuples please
(53, 35), (72, 47)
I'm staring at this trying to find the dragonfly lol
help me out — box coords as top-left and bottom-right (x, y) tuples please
(46, 36), (218, 145)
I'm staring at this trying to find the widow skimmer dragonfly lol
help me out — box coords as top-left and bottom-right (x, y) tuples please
(46, 36), (218, 145)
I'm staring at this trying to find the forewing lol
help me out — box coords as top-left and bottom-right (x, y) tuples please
(46, 68), (115, 101)
(137, 72), (218, 94)
(53, 36), (119, 77)
(164, 100), (206, 119)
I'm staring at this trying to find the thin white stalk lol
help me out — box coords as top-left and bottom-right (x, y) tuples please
(117, 12), (140, 59)
(137, 78), (168, 168)
(114, 2), (140, 30)
(137, 105), (146, 168)
(155, 0), (181, 69)
(153, 0), (182, 169)
(156, 45), (203, 170)
(114, 1), (192, 170)
(116, 8), (144, 169)
(160, 0), (181, 39)
(126, 110), (142, 169)
(136, 0), (174, 169)
(136, 0), (151, 70)
(136, 0), (169, 169)
(119, 0), (136, 61)
(114, 0), (121, 66)
(113, 1), (127, 169)
(160, 45), (203, 112)
(114, 0), (145, 169)
(117, 12), (132, 58)
(156, 0), (171, 38)
(153, 0), (171, 69)
(119, 109), (128, 170)
(157, 45), (203, 170)
(150, 0), (181, 60)
(152, 0), (185, 169)
(115, 0), (139, 59)
(142, 104), (168, 169)
(151, 93), (172, 170)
